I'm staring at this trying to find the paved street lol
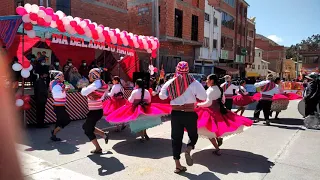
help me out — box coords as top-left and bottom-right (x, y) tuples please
(18, 100), (320, 180)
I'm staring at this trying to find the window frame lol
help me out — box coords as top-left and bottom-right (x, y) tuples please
(174, 9), (183, 38)
(204, 13), (210, 22)
(213, 17), (218, 26)
(213, 39), (217, 49)
(191, 15), (199, 41)
(203, 37), (209, 48)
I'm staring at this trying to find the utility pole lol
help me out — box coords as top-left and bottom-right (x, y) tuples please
(154, 0), (160, 70)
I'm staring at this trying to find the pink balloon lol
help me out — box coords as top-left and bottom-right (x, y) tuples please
(70, 20), (77, 27)
(16, 6), (27, 16)
(51, 14), (58, 21)
(37, 18), (45, 26)
(45, 7), (54, 15)
(29, 13), (38, 21)
(88, 23), (95, 30)
(83, 19), (90, 25)
(39, 6), (46, 11)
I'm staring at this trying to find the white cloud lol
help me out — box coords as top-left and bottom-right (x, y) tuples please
(267, 35), (283, 43)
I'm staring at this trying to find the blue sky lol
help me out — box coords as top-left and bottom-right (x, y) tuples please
(246, 0), (320, 47)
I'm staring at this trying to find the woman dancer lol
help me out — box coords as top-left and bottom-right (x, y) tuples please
(195, 74), (253, 155)
(49, 71), (71, 141)
(270, 77), (289, 119)
(233, 80), (255, 116)
(151, 79), (170, 104)
(106, 79), (171, 142)
(103, 76), (127, 131)
(81, 68), (109, 154)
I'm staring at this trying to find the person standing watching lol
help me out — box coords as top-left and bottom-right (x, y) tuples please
(220, 75), (237, 110)
(34, 71), (49, 128)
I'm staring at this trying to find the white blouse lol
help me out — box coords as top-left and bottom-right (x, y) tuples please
(197, 86), (225, 108)
(236, 86), (248, 95)
(108, 84), (122, 97)
(128, 88), (151, 104)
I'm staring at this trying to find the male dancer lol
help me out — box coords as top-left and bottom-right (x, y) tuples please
(81, 68), (109, 153)
(159, 61), (207, 173)
(253, 74), (279, 125)
(50, 71), (71, 141)
(220, 75), (237, 110)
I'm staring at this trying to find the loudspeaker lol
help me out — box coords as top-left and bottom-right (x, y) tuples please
(133, 72), (150, 89)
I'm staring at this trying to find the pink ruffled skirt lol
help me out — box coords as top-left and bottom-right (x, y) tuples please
(195, 107), (253, 138)
(103, 97), (128, 116)
(232, 94), (255, 107)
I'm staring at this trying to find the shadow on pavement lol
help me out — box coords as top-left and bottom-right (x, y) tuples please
(87, 152), (125, 176)
(270, 118), (304, 125)
(112, 138), (176, 159)
(179, 172), (220, 180)
(193, 149), (274, 175)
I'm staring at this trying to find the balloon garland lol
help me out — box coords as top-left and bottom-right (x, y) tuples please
(16, 4), (160, 57)
(15, 95), (31, 110)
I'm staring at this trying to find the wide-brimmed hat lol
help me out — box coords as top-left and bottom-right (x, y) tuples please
(305, 72), (318, 80)
(176, 61), (189, 74)
(89, 68), (101, 80)
(49, 70), (63, 80)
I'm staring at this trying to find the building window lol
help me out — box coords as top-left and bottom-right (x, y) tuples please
(222, 11), (234, 30)
(258, 65), (260, 70)
(259, 52), (261, 57)
(205, 13), (210, 22)
(221, 36), (233, 50)
(174, 9), (183, 38)
(16, 1), (25, 7)
(203, 37), (209, 48)
(213, 17), (218, 26)
(39, 0), (44, 6)
(191, 15), (199, 41)
(56, 0), (71, 15)
(252, 64), (255, 69)
(159, 6), (160, 22)
(213, 39), (217, 49)
(223, 0), (235, 8)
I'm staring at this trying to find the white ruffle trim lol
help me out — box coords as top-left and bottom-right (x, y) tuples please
(198, 125), (245, 139)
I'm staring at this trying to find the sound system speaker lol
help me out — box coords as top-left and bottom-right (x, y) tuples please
(133, 72), (150, 89)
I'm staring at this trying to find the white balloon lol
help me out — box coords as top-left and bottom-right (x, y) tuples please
(50, 21), (57, 28)
(31, 4), (39, 13)
(21, 69), (30, 78)
(62, 17), (70, 25)
(44, 15), (52, 23)
(151, 41), (157, 50)
(85, 30), (92, 38)
(79, 21), (87, 28)
(31, 20), (37, 25)
(134, 41), (139, 49)
(104, 27), (110, 31)
(115, 28), (120, 34)
(111, 36), (117, 44)
(12, 63), (22, 71)
(26, 30), (36, 38)
(24, 3), (32, 13)
(92, 22), (97, 28)
(64, 24), (72, 31)
(22, 14), (31, 23)
(15, 99), (24, 107)
(74, 17), (81, 24)
(108, 30), (114, 37)
(96, 27), (103, 34)
(99, 34), (105, 42)
(147, 49), (152, 53)
(56, 10), (65, 19)
(37, 10), (46, 18)
(27, 64), (33, 71)
(83, 26), (90, 33)
(122, 38), (128, 46)
(67, 16), (73, 21)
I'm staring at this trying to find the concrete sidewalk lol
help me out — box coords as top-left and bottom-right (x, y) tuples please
(18, 100), (320, 180)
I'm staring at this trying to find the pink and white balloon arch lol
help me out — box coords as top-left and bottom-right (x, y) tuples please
(16, 4), (159, 57)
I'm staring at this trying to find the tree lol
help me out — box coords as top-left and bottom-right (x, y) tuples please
(286, 34), (320, 60)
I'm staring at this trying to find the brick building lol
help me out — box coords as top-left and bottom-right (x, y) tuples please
(255, 34), (286, 76)
(299, 49), (320, 74)
(128, 0), (205, 72)
(208, 0), (255, 77)
(1, 0), (129, 30)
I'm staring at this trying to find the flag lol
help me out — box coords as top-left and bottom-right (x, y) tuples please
(0, 16), (22, 49)
(120, 52), (140, 81)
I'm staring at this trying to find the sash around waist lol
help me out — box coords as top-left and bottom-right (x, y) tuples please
(172, 103), (195, 112)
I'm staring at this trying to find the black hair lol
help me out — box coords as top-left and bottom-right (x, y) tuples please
(207, 74), (220, 86)
(136, 79), (145, 102)
(240, 80), (246, 85)
(113, 76), (121, 83)
(13, 56), (18, 62)
(274, 77), (281, 83)
(158, 79), (165, 85)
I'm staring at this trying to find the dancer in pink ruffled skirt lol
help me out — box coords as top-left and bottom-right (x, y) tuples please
(106, 79), (171, 142)
(195, 74), (253, 155)
(233, 80), (256, 116)
(103, 76), (128, 131)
